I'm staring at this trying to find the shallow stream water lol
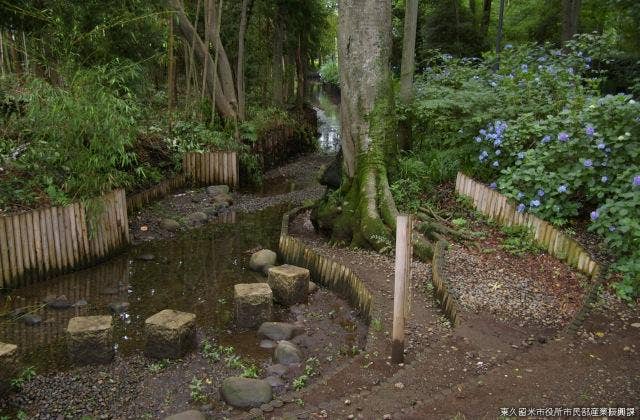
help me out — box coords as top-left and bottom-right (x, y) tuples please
(0, 86), (342, 374)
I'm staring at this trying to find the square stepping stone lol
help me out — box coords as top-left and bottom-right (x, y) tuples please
(66, 316), (114, 365)
(145, 309), (196, 359)
(0, 342), (18, 396)
(234, 283), (273, 329)
(267, 265), (310, 306)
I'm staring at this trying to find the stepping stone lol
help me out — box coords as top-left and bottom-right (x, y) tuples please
(266, 364), (289, 377)
(0, 342), (18, 396)
(46, 295), (72, 310)
(234, 283), (273, 329)
(260, 339), (277, 349)
(23, 314), (42, 326)
(267, 265), (310, 306)
(160, 218), (180, 232)
(274, 340), (303, 365)
(249, 249), (277, 272)
(213, 193), (233, 204)
(145, 309), (196, 359)
(186, 212), (208, 223)
(206, 185), (229, 196)
(264, 375), (285, 388)
(258, 322), (304, 341)
(66, 316), (114, 365)
(164, 410), (206, 420)
(220, 377), (272, 408)
(73, 299), (88, 307)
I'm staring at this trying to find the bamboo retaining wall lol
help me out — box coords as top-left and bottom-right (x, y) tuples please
(183, 151), (239, 188)
(278, 208), (373, 323)
(127, 174), (187, 214)
(431, 240), (460, 327)
(455, 173), (600, 278)
(0, 190), (129, 289)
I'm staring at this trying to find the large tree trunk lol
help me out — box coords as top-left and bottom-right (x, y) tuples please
(207, 0), (238, 109)
(170, 0), (237, 120)
(398, 0), (419, 151)
(561, 0), (581, 43)
(313, 0), (433, 260)
(236, 0), (252, 121)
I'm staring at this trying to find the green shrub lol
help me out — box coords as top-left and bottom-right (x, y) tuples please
(319, 58), (339, 87)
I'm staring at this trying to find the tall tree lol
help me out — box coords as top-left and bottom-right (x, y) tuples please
(236, 0), (253, 121)
(399, 0), (419, 151)
(561, 0), (581, 43)
(481, 0), (492, 37)
(272, 7), (284, 106)
(170, 0), (237, 119)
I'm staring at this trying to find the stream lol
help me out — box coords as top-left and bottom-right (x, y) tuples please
(0, 85), (342, 374)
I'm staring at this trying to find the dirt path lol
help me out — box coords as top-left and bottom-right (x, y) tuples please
(264, 212), (640, 420)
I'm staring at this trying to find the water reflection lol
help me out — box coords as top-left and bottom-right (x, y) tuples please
(310, 83), (341, 154)
(0, 206), (288, 372)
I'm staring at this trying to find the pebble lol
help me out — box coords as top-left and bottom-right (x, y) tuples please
(631, 323), (640, 328)
(394, 382), (404, 390)
(138, 253), (155, 261)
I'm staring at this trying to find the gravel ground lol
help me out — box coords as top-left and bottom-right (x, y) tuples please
(129, 154), (332, 243)
(445, 243), (585, 329)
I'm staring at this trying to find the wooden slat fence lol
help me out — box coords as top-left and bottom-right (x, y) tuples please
(127, 174), (187, 214)
(0, 189), (129, 289)
(279, 208), (373, 322)
(455, 173), (600, 278)
(183, 151), (239, 188)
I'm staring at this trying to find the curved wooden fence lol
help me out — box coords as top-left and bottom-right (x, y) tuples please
(183, 151), (239, 188)
(455, 173), (600, 278)
(0, 190), (129, 289)
(278, 207), (373, 322)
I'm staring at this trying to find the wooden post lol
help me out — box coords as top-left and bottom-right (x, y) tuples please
(392, 214), (412, 364)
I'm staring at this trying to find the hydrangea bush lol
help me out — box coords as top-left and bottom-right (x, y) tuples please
(396, 34), (639, 299)
(468, 41), (640, 300)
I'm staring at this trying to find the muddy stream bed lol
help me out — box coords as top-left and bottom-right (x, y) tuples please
(0, 85), (358, 418)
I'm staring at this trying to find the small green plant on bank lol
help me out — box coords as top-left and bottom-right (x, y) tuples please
(500, 225), (542, 256)
(240, 364), (260, 378)
(148, 359), (170, 373)
(11, 366), (36, 390)
(371, 318), (383, 332)
(293, 357), (321, 390)
(189, 377), (207, 402)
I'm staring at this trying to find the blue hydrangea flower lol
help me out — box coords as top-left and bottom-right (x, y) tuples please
(489, 182), (497, 190)
(585, 125), (595, 136)
(475, 136), (482, 143)
(609, 225), (616, 232)
(480, 129), (487, 135)
(493, 139), (502, 147)
(583, 159), (593, 168)
(479, 150), (489, 162)
(517, 151), (525, 159)
(590, 210), (599, 221)
(530, 199), (541, 207)
(521, 64), (528, 73)
(597, 143), (605, 150)
(558, 132), (570, 142)
(542, 135), (551, 144)
(557, 184), (567, 193)
(505, 44), (513, 50)
(516, 203), (526, 213)
(517, 192), (525, 200)
(567, 67), (574, 75)
(492, 160), (500, 168)
(601, 176), (608, 183)
(495, 149), (502, 156)
(634, 175), (640, 186)
(537, 189), (545, 197)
